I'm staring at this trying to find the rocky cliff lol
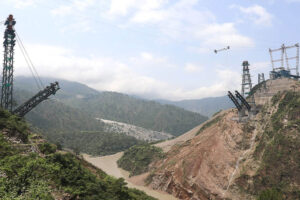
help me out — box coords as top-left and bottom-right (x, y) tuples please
(145, 78), (300, 200)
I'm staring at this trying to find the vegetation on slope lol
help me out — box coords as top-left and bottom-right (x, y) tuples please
(0, 109), (156, 200)
(238, 91), (300, 200)
(57, 131), (145, 156)
(14, 88), (104, 134)
(117, 144), (164, 177)
(14, 88), (144, 156)
(61, 92), (208, 136)
(15, 77), (208, 145)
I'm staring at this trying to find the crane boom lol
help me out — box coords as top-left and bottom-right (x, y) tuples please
(13, 82), (60, 117)
(228, 91), (242, 111)
(235, 90), (251, 111)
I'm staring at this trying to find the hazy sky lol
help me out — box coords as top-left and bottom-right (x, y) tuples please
(0, 0), (299, 100)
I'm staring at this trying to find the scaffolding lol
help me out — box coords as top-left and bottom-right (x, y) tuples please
(269, 43), (299, 79)
(241, 61), (253, 98)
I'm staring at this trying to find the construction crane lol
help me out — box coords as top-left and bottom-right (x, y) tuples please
(1, 15), (16, 111)
(235, 90), (251, 111)
(13, 82), (60, 117)
(227, 91), (242, 111)
(0, 14), (60, 117)
(269, 43), (299, 79)
(214, 46), (230, 54)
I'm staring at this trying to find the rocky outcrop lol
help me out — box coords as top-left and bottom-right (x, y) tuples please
(148, 110), (249, 199)
(146, 78), (300, 200)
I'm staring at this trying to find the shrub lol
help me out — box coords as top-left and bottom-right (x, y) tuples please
(38, 142), (57, 155)
(258, 188), (283, 200)
(117, 144), (164, 176)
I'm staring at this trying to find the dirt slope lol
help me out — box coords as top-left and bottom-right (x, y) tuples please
(149, 110), (248, 199)
(145, 78), (300, 200)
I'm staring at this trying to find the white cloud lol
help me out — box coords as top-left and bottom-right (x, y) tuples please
(7, 0), (40, 8)
(232, 4), (273, 26)
(195, 23), (254, 48)
(251, 61), (270, 71)
(5, 42), (240, 100)
(285, 0), (300, 2)
(50, 0), (254, 50)
(106, 0), (253, 49)
(51, 5), (74, 17)
(129, 52), (174, 69)
(51, 0), (96, 32)
(162, 69), (240, 100)
(184, 63), (203, 73)
(108, 0), (167, 16)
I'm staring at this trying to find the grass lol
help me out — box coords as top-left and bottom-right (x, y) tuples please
(245, 91), (300, 199)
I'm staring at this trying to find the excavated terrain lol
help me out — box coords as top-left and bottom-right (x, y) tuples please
(145, 78), (300, 200)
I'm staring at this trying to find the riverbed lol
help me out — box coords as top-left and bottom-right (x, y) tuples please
(83, 152), (177, 200)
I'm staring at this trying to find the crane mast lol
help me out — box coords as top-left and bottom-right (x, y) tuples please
(0, 14), (60, 116)
(1, 15), (16, 111)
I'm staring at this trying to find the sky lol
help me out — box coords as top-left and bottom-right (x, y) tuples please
(0, 0), (299, 100)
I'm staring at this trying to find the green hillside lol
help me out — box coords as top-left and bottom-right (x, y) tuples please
(15, 77), (208, 136)
(62, 92), (208, 136)
(13, 88), (142, 156)
(0, 109), (155, 200)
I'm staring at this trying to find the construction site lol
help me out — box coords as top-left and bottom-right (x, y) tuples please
(0, 12), (299, 200)
(227, 43), (300, 122)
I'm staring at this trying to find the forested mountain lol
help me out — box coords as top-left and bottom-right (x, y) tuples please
(13, 88), (143, 155)
(14, 88), (103, 134)
(15, 76), (208, 136)
(61, 91), (208, 136)
(157, 96), (234, 117)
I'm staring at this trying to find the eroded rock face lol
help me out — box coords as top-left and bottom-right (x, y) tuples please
(147, 80), (300, 200)
(148, 110), (249, 200)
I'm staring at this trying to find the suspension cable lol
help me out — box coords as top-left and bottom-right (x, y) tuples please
(15, 31), (44, 89)
(16, 37), (42, 90)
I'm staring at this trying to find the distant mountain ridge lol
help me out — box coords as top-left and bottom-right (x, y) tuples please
(14, 76), (208, 137)
(156, 96), (234, 117)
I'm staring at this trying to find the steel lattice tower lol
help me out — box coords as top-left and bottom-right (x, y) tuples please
(241, 61), (253, 97)
(1, 15), (16, 111)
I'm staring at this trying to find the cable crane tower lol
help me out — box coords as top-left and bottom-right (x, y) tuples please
(269, 43), (300, 80)
(1, 15), (16, 111)
(258, 73), (267, 90)
(0, 14), (60, 116)
(241, 61), (253, 97)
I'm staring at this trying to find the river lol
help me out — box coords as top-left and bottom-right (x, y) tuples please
(83, 152), (177, 200)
